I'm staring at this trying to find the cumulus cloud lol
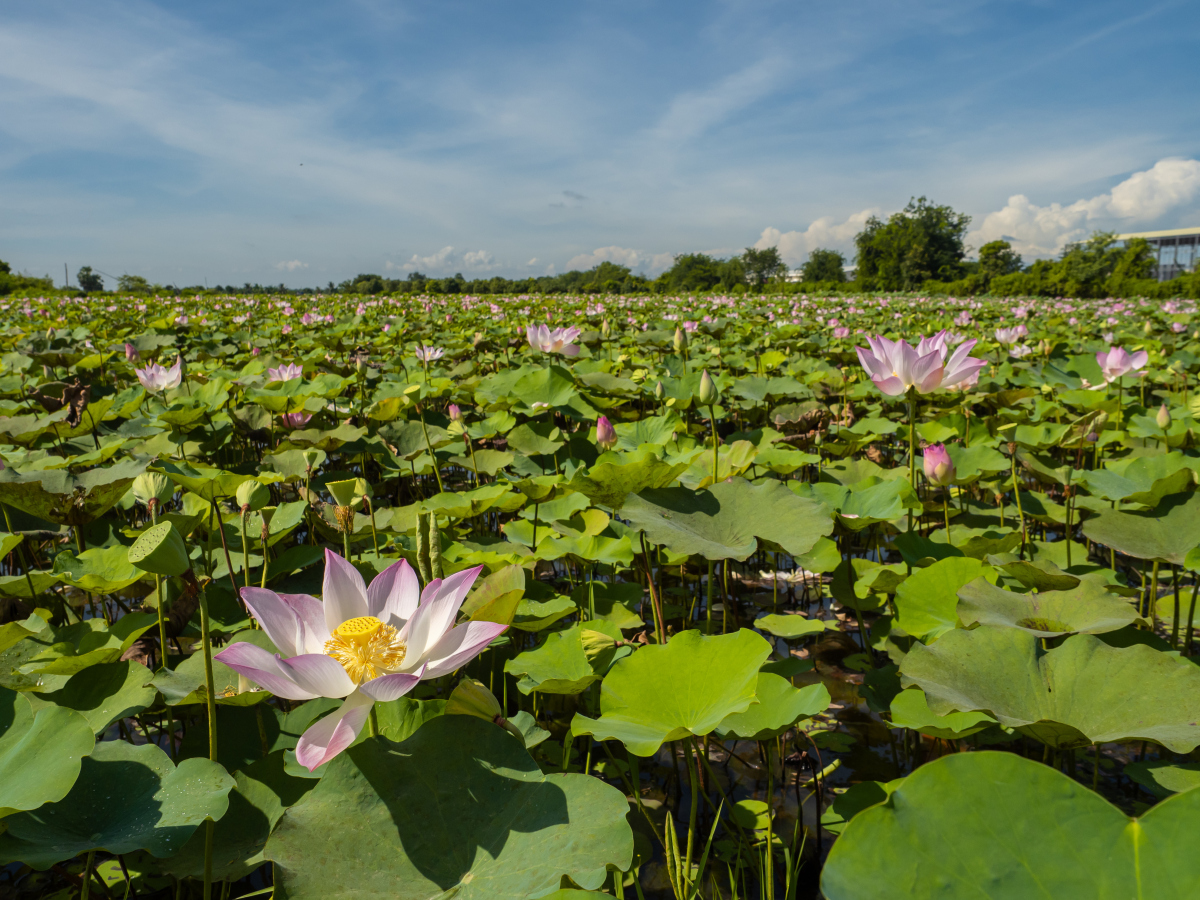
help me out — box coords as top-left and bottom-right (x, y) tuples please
(275, 259), (308, 271)
(564, 245), (675, 274)
(753, 209), (879, 267)
(385, 246), (498, 274)
(969, 158), (1200, 257)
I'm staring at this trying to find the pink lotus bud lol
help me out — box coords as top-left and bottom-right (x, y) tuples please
(448, 403), (463, 423)
(596, 415), (618, 451)
(125, 342), (140, 362)
(922, 443), (955, 486)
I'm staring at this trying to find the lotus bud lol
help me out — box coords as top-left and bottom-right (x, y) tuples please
(674, 326), (688, 354)
(601, 319), (611, 338)
(580, 629), (618, 662)
(1144, 321), (1154, 336)
(1157, 403), (1171, 430)
(596, 415), (618, 451)
(922, 443), (956, 486)
(124, 342), (141, 362)
(698, 369), (718, 406)
(655, 380), (665, 401)
(303, 450), (320, 473)
(446, 678), (525, 743)
(128, 520), (191, 578)
(132, 472), (174, 509)
(448, 403), (463, 424)
(236, 480), (271, 512)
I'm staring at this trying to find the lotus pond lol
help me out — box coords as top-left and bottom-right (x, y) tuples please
(3, 291), (1200, 899)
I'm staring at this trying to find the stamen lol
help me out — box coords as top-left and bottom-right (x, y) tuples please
(325, 617), (407, 684)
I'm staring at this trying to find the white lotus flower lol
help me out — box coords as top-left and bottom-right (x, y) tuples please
(136, 358), (182, 394)
(526, 323), (581, 357)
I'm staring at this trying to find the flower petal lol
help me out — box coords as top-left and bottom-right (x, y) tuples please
(239, 587), (303, 657)
(279, 593), (330, 653)
(403, 565), (484, 659)
(277, 653), (357, 698)
(214, 643), (317, 701)
(295, 692), (373, 772)
(359, 666), (425, 702)
(366, 558), (421, 626)
(419, 620), (508, 679)
(322, 549), (368, 634)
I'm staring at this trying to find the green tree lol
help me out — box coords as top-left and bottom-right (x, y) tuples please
(659, 254), (723, 292)
(977, 241), (1022, 281)
(801, 248), (846, 282)
(742, 246), (787, 286)
(76, 266), (104, 293)
(117, 274), (152, 294)
(854, 197), (971, 290)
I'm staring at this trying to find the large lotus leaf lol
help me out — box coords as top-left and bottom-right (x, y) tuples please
(957, 577), (1142, 636)
(612, 412), (683, 451)
(264, 716), (632, 899)
(421, 483), (521, 519)
(820, 779), (904, 837)
(0, 687), (93, 818)
(571, 628), (771, 756)
(945, 443), (1009, 484)
(837, 477), (922, 530)
(0, 571), (61, 601)
(163, 751), (313, 881)
(52, 544), (146, 594)
(152, 460), (254, 501)
(0, 739), (233, 868)
(36, 660), (157, 734)
(716, 673), (830, 740)
(893, 556), (995, 641)
(566, 449), (690, 510)
(504, 621), (622, 695)
(459, 564), (525, 625)
(755, 613), (827, 639)
(1082, 491), (1200, 564)
(0, 458), (146, 525)
(508, 595), (577, 632)
(622, 477), (832, 561)
(569, 581), (644, 630)
(20, 613), (158, 677)
(1079, 453), (1194, 506)
(822, 751), (1200, 899)
(512, 365), (579, 409)
(989, 557), (1079, 591)
(1124, 760), (1200, 798)
(888, 688), (996, 740)
(901, 627), (1200, 750)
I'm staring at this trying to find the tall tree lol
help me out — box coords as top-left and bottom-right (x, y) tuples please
(741, 247), (787, 286)
(76, 266), (104, 293)
(977, 241), (1022, 281)
(854, 197), (971, 290)
(801, 248), (846, 282)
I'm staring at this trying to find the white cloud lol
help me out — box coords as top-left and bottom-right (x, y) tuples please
(401, 246), (455, 270)
(526, 257), (538, 266)
(462, 249), (496, 269)
(565, 245), (675, 275)
(753, 209), (879, 266)
(969, 158), (1200, 257)
(274, 259), (308, 271)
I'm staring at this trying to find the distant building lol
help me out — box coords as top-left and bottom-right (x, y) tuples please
(1117, 227), (1200, 281)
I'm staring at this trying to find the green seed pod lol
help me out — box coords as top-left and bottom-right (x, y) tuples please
(416, 511), (432, 584)
(236, 480), (271, 511)
(326, 479), (358, 508)
(132, 472), (174, 508)
(428, 513), (443, 581)
(128, 521), (191, 578)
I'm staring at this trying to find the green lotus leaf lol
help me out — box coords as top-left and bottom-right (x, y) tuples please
(893, 556), (996, 641)
(0, 686), (94, 819)
(151, 460), (254, 502)
(1082, 491), (1200, 564)
(716, 673), (830, 740)
(837, 477), (922, 530)
(754, 613), (827, 639)
(944, 443), (1010, 484)
(152, 630), (277, 706)
(0, 739), (233, 868)
(901, 627), (1200, 750)
(1081, 451), (1196, 506)
(36, 660), (157, 734)
(888, 688), (996, 739)
(622, 477), (832, 561)
(511, 365), (578, 409)
(504, 621), (622, 695)
(822, 751), (1200, 899)
(957, 577), (1142, 636)
(989, 557), (1079, 591)
(421, 483), (522, 519)
(820, 779), (904, 837)
(20, 613), (157, 676)
(1124, 760), (1200, 798)
(509, 595), (577, 632)
(0, 571), (61, 601)
(571, 628), (771, 756)
(569, 581), (644, 630)
(264, 716), (633, 899)
(52, 543), (146, 594)
(459, 564), (525, 625)
(566, 448), (690, 510)
(611, 412), (683, 450)
(0, 458), (147, 525)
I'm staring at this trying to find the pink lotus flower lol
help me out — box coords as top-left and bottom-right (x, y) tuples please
(855, 331), (985, 396)
(596, 415), (617, 451)
(448, 404), (463, 424)
(281, 412), (313, 429)
(527, 323), (581, 357)
(1096, 346), (1148, 383)
(268, 362), (303, 382)
(215, 550), (505, 770)
(415, 345), (445, 363)
(1171, 322), (1186, 334)
(922, 443), (955, 486)
(124, 342), (140, 362)
(832, 327), (850, 339)
(994, 326), (1027, 345)
(136, 358), (182, 394)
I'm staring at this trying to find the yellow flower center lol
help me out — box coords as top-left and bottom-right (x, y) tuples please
(324, 615), (406, 684)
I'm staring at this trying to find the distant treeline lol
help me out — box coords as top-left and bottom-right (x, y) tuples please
(4, 197), (1198, 298)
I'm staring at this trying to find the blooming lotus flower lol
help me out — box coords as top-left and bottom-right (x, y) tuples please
(855, 332), (985, 396)
(415, 345), (445, 363)
(1096, 346), (1148, 383)
(596, 415), (617, 451)
(922, 443), (955, 486)
(281, 411), (313, 429)
(136, 358), (182, 394)
(526, 324), (581, 357)
(215, 550), (505, 770)
(1171, 322), (1187, 334)
(1010, 344), (1033, 359)
(994, 326), (1027, 345)
(832, 327), (850, 339)
(268, 362), (303, 382)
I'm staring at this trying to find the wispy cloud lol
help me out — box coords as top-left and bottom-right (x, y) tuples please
(275, 260), (308, 271)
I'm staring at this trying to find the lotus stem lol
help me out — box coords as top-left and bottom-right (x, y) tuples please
(708, 404), (719, 485)
(1185, 578), (1199, 655)
(1010, 453), (1028, 559)
(685, 739), (701, 894)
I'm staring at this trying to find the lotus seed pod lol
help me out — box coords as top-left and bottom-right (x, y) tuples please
(236, 480), (271, 512)
(1157, 403), (1171, 430)
(132, 472), (174, 508)
(698, 369), (718, 406)
(326, 479), (359, 508)
(128, 520), (191, 578)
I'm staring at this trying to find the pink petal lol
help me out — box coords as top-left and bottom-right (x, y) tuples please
(279, 592), (330, 653)
(239, 588), (303, 658)
(277, 653), (357, 698)
(1131, 350), (1148, 370)
(872, 375), (907, 396)
(359, 666), (425, 702)
(214, 643), (317, 701)
(295, 693), (373, 771)
(418, 620), (508, 679)
(322, 549), (368, 635)
(366, 559), (420, 626)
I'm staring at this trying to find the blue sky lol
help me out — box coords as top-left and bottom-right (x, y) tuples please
(2, 0), (1199, 287)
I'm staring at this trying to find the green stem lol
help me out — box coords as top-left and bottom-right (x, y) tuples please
(708, 404), (719, 485)
(81, 849), (95, 900)
(368, 704), (379, 738)
(907, 393), (917, 533)
(419, 408), (445, 493)
(1011, 453), (1028, 559)
(685, 740), (700, 893)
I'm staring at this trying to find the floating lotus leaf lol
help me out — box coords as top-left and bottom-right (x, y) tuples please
(901, 627), (1200, 750)
(754, 613), (827, 639)
(822, 751), (1200, 899)
(36, 660), (157, 734)
(566, 448), (690, 510)
(957, 577), (1142, 636)
(0, 739), (233, 868)
(0, 687), (93, 819)
(622, 477), (832, 561)
(264, 716), (633, 900)
(1082, 491), (1200, 564)
(888, 688), (996, 739)
(152, 460), (255, 502)
(1124, 761), (1200, 798)
(893, 556), (995, 641)
(504, 621), (622, 695)
(571, 628), (771, 755)
(716, 673), (830, 740)
(1080, 452), (1195, 506)
(0, 458), (147, 525)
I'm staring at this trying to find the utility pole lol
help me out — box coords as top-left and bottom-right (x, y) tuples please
(64, 263), (69, 289)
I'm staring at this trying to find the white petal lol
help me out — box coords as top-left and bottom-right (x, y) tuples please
(239, 587), (302, 658)
(322, 548), (368, 634)
(366, 559), (421, 626)
(278, 653), (357, 698)
(294, 692), (373, 771)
